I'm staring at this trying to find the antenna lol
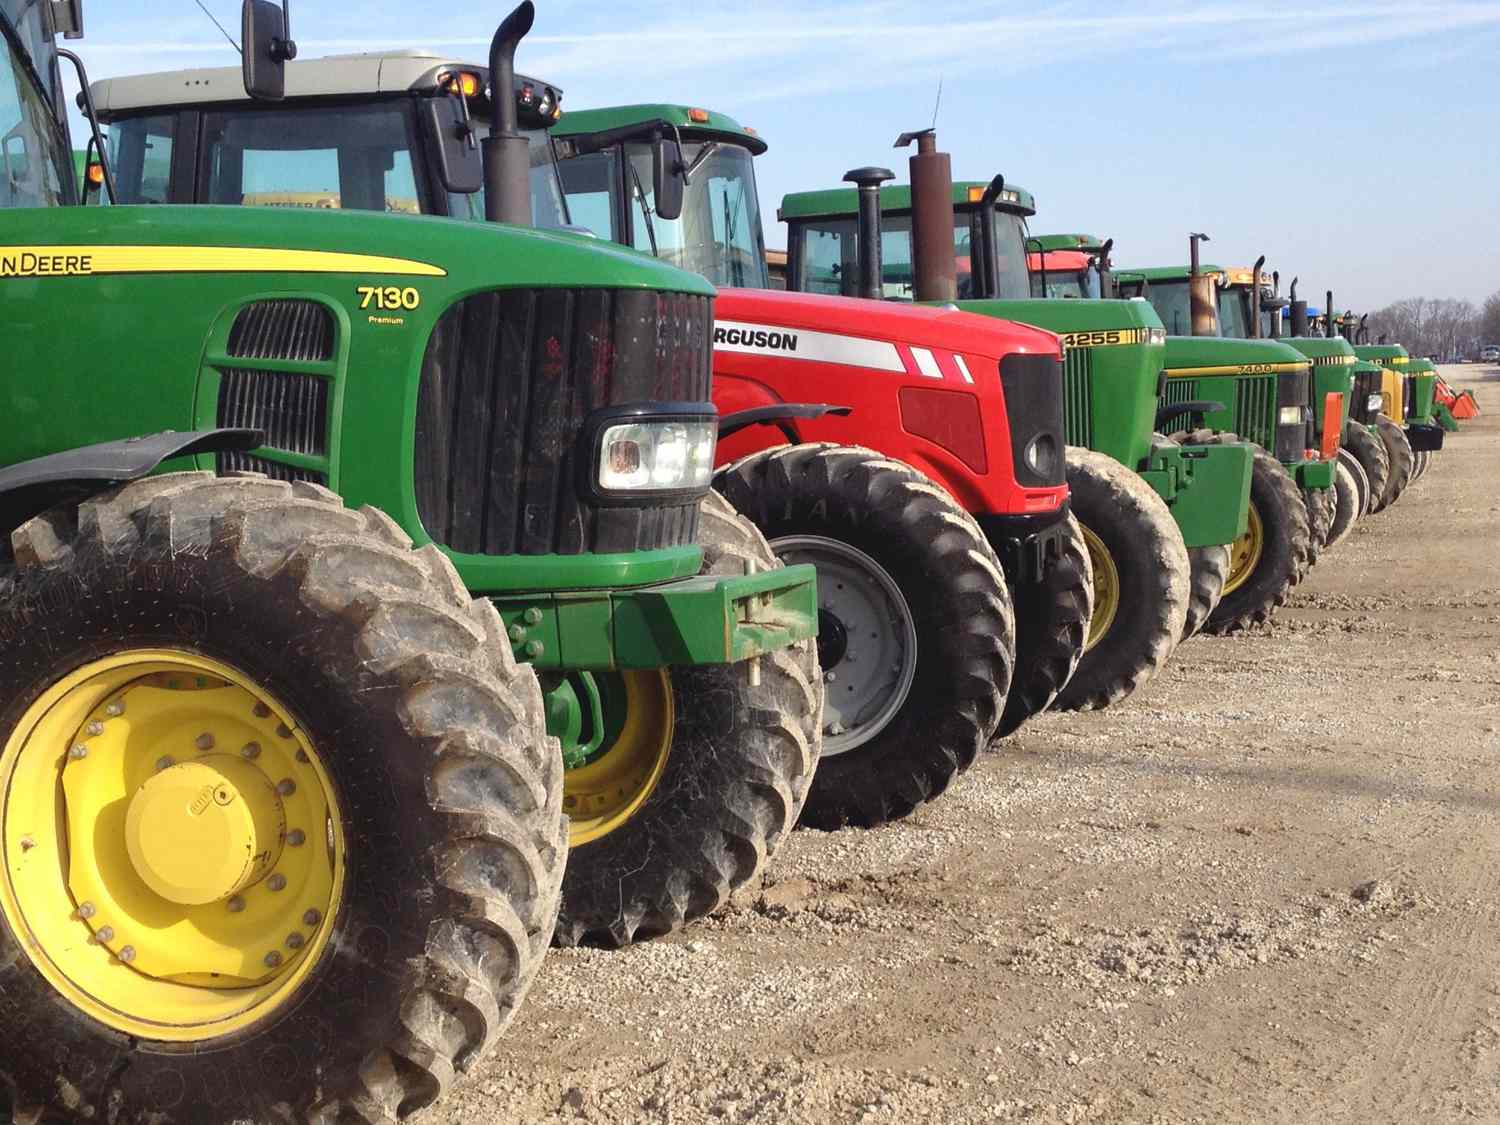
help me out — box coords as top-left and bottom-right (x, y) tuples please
(930, 76), (943, 131)
(194, 0), (242, 55)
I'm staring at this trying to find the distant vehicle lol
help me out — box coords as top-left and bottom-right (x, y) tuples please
(1482, 345), (1500, 363)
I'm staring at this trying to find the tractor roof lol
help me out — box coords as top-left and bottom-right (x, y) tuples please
(550, 104), (767, 156)
(1030, 233), (1103, 252)
(779, 180), (1037, 223)
(90, 50), (557, 120)
(1123, 264), (1226, 283)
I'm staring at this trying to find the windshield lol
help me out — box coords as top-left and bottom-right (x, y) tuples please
(1217, 286), (1251, 338)
(977, 208), (1033, 300)
(447, 119), (568, 229)
(0, 3), (71, 207)
(1032, 267), (1099, 300)
(555, 138), (768, 288)
(1142, 278), (1195, 335)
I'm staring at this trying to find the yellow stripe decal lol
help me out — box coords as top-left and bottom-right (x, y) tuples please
(0, 246), (446, 279)
(1309, 354), (1358, 366)
(1058, 327), (1153, 349)
(1166, 361), (1310, 377)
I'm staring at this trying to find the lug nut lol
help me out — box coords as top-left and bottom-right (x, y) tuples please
(525, 640), (545, 659)
(195, 733), (215, 751)
(105, 701), (125, 717)
(276, 723), (293, 739)
(824, 671), (836, 683)
(253, 702), (272, 718)
(303, 909), (322, 927)
(86, 721), (105, 737)
(267, 874), (287, 892)
(95, 926), (114, 943)
(286, 933), (305, 950)
(155, 756), (174, 772)
(227, 896), (246, 914)
(277, 779), (296, 797)
(524, 607), (544, 625)
(264, 951), (283, 968)
(296, 749), (310, 764)
(507, 623), (526, 642)
(68, 745), (88, 761)
(286, 829), (306, 847)
(118, 946), (136, 964)
(77, 901), (96, 920)
(241, 741), (261, 760)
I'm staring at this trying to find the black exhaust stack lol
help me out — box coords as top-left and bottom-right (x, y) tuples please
(1359, 314), (1370, 345)
(1289, 277), (1308, 337)
(1325, 290), (1336, 338)
(1097, 237), (1116, 299)
(1270, 269), (1282, 338)
(484, 2), (535, 226)
(1249, 254), (1266, 338)
(845, 166), (894, 301)
(974, 174), (1005, 299)
(897, 128), (958, 302)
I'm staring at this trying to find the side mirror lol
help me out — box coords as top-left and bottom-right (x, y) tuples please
(242, 0), (296, 101)
(421, 98), (483, 195)
(652, 136), (684, 222)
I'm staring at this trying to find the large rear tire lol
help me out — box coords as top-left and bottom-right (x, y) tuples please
(1053, 447), (1189, 711)
(554, 492), (822, 946)
(714, 444), (1014, 829)
(1182, 545), (1230, 642)
(1197, 437), (1313, 634)
(997, 513), (1093, 737)
(1327, 458), (1361, 549)
(1373, 416), (1415, 511)
(1337, 446), (1372, 518)
(1344, 421), (1391, 514)
(0, 474), (564, 1123)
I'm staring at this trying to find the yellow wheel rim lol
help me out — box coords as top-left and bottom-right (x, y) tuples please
(0, 650), (344, 1043)
(563, 671), (673, 847)
(1223, 503), (1265, 595)
(1079, 523), (1120, 653)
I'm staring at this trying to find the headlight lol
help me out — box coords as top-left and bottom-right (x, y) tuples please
(1278, 406), (1305, 426)
(1367, 394), (1384, 412)
(598, 417), (717, 493)
(1023, 434), (1058, 478)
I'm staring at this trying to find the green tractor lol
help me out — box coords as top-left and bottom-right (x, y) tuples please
(777, 147), (1267, 647)
(1, 3), (822, 1119)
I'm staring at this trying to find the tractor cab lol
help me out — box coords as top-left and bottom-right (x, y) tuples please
(1027, 233), (1109, 299)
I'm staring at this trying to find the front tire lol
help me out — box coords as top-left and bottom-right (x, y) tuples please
(554, 492), (822, 947)
(1327, 457), (1361, 549)
(1182, 545), (1231, 642)
(1373, 416), (1415, 511)
(715, 444), (1015, 829)
(1337, 446), (1372, 517)
(1344, 421), (1391, 514)
(1053, 447), (1189, 711)
(0, 474), (565, 1123)
(1302, 484), (1337, 564)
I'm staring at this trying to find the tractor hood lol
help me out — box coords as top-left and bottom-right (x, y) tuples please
(954, 296), (1164, 340)
(1282, 336), (1357, 363)
(1354, 344), (1410, 365)
(1164, 335), (1310, 373)
(714, 287), (1060, 369)
(12, 204), (717, 298)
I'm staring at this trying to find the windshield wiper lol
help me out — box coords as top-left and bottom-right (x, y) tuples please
(723, 188), (744, 288)
(628, 160), (659, 257)
(683, 141), (721, 184)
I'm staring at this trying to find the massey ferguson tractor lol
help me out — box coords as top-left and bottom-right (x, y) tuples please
(3, 3), (824, 1119)
(88, 51), (1092, 830)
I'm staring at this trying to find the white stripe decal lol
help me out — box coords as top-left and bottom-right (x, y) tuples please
(953, 354), (974, 384)
(713, 320), (905, 373)
(912, 347), (943, 379)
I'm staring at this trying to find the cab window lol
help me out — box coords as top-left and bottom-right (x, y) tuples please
(106, 114), (175, 203)
(0, 19), (69, 207)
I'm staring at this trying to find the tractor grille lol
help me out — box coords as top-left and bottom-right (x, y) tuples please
(999, 353), (1065, 487)
(415, 288), (713, 556)
(1349, 370), (1382, 425)
(1236, 375), (1275, 450)
(216, 300), (336, 484)
(1160, 377), (1206, 431)
(1274, 369), (1309, 462)
(1062, 347), (1093, 447)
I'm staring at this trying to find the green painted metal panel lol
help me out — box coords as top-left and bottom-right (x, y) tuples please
(553, 104), (767, 154)
(1147, 441), (1253, 547)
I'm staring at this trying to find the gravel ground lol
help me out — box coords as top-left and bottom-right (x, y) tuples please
(447, 365), (1499, 1125)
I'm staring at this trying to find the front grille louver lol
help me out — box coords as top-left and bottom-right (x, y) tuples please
(415, 288), (713, 557)
(216, 300), (336, 484)
(1062, 349), (1093, 447)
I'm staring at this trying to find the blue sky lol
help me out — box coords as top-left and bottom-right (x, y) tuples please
(62, 1), (1500, 310)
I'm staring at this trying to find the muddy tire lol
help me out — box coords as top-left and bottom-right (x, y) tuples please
(1182, 545), (1231, 642)
(1053, 447), (1189, 711)
(1302, 484), (1337, 564)
(0, 473), (564, 1124)
(1327, 457), (1361, 549)
(1337, 446), (1372, 518)
(1344, 421), (1391, 514)
(997, 512), (1093, 737)
(555, 492), (822, 946)
(1411, 448), (1431, 481)
(1198, 438), (1313, 634)
(1373, 416), (1415, 511)
(714, 444), (1014, 829)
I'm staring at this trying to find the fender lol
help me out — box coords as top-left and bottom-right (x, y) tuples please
(718, 404), (853, 443)
(0, 428), (262, 534)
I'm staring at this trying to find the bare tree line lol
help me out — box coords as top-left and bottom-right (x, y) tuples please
(1361, 290), (1500, 359)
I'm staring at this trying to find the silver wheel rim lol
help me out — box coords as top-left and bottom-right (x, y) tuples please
(771, 534), (919, 756)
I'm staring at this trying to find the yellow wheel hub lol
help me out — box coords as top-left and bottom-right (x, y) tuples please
(0, 651), (344, 1042)
(563, 671), (673, 847)
(1223, 503), (1265, 595)
(1080, 523), (1120, 653)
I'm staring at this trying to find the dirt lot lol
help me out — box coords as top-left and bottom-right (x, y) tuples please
(449, 365), (1500, 1125)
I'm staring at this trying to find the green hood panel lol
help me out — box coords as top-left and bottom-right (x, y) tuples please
(953, 297), (1163, 335)
(1283, 336), (1357, 361)
(1354, 344), (1410, 364)
(1164, 335), (1311, 372)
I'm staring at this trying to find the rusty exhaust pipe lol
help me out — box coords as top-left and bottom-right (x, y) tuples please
(897, 128), (957, 303)
(1189, 232), (1218, 336)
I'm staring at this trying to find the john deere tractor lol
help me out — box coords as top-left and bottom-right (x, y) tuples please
(86, 39), (1092, 835)
(779, 142), (1263, 658)
(1, 3), (822, 1119)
